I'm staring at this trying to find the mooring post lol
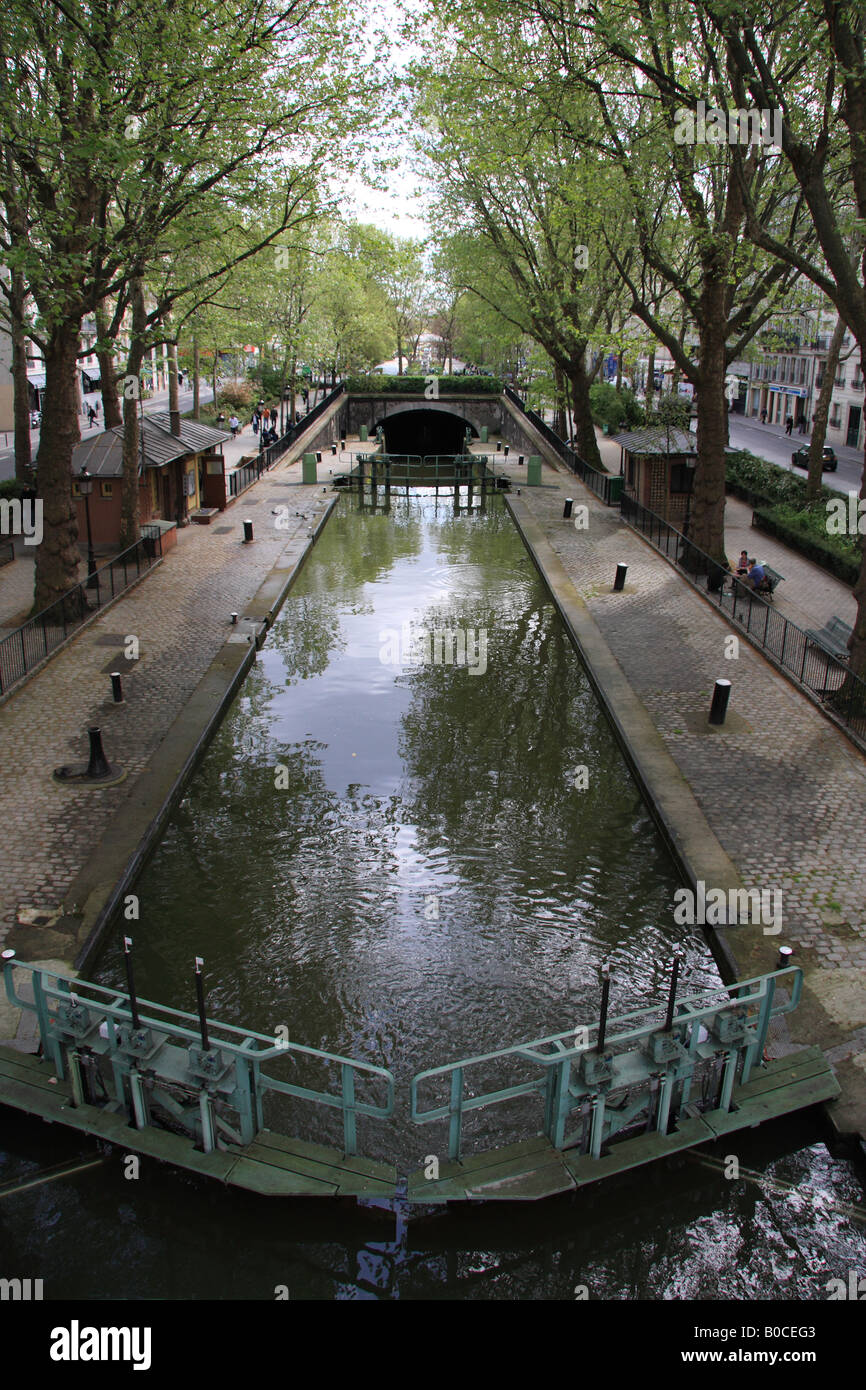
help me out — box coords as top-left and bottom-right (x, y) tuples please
(613, 563), (628, 592)
(194, 956), (210, 1052)
(86, 727), (112, 779)
(708, 679), (732, 725)
(563, 498), (573, 519)
(110, 672), (123, 703)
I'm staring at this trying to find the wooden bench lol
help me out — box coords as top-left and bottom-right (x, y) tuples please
(805, 615), (852, 661)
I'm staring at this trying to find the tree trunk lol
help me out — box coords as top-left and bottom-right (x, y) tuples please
(553, 363), (567, 438)
(805, 315), (846, 501)
(646, 348), (655, 412)
(688, 312), (728, 563)
(615, 350), (623, 392)
(168, 340), (180, 416)
(95, 299), (122, 428)
(33, 323), (82, 613)
(397, 334), (404, 375)
(119, 279), (147, 551)
(192, 336), (200, 420)
(569, 357), (604, 470)
(10, 272), (32, 482)
(212, 350), (219, 411)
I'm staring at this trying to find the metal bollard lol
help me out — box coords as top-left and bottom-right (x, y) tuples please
(243, 519), (253, 543)
(563, 498), (573, 519)
(708, 679), (732, 725)
(503, 444), (509, 456)
(331, 443), (337, 455)
(517, 455), (524, 466)
(231, 612), (238, 625)
(613, 563), (628, 592)
(110, 672), (123, 703)
(777, 945), (794, 970)
(86, 727), (111, 778)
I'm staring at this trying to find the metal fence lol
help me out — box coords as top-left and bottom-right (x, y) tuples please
(0, 530), (163, 698)
(621, 493), (866, 741)
(228, 382), (346, 500)
(503, 386), (623, 504)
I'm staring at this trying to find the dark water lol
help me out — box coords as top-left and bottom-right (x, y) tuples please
(2, 489), (864, 1301)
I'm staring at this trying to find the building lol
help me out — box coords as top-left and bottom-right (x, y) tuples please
(70, 413), (230, 551)
(615, 425), (698, 530)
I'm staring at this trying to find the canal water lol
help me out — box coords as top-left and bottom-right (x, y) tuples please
(2, 488), (865, 1300)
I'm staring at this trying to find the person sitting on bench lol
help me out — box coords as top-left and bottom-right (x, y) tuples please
(744, 558), (769, 592)
(736, 550), (749, 576)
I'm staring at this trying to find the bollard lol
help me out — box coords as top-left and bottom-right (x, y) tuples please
(503, 444), (509, 456)
(496, 439), (502, 451)
(331, 443), (337, 455)
(592, 967), (614, 1050)
(340, 438), (346, 451)
(316, 451), (322, 463)
(613, 562), (628, 591)
(517, 455), (524, 466)
(110, 671), (123, 703)
(563, 498), (573, 519)
(231, 612), (238, 625)
(243, 519), (253, 543)
(86, 727), (112, 778)
(708, 678), (732, 725)
(777, 945), (794, 970)
(194, 957), (210, 1052)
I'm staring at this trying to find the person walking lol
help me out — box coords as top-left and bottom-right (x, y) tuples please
(270, 407), (277, 429)
(229, 414), (240, 437)
(86, 404), (97, 427)
(760, 408), (767, 424)
(785, 415), (793, 435)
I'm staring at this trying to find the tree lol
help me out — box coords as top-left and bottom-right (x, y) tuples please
(0, 0), (375, 611)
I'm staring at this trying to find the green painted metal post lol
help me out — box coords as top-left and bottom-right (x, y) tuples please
(589, 1093), (606, 1158)
(526, 455), (542, 486)
(128, 1068), (149, 1130)
(302, 452), (317, 485)
(448, 1067), (464, 1160)
(719, 1048), (739, 1112)
(198, 1089), (215, 1154)
(550, 1056), (574, 1149)
(480, 426), (488, 443)
(742, 979), (774, 1084)
(342, 1063), (357, 1157)
(68, 1049), (86, 1108)
(360, 425), (368, 442)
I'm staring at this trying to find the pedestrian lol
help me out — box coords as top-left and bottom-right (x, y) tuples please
(252, 411), (260, 435)
(760, 408), (767, 424)
(270, 407), (277, 428)
(229, 414), (240, 437)
(785, 416), (793, 435)
(86, 404), (97, 426)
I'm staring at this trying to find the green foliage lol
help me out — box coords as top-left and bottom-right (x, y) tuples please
(752, 505), (860, 584)
(724, 450), (838, 509)
(0, 478), (31, 499)
(345, 375), (503, 393)
(589, 382), (644, 431)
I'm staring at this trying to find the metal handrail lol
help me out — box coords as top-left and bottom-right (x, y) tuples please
(0, 530), (163, 697)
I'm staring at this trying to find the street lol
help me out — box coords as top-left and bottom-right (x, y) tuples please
(727, 414), (864, 493)
(0, 383), (214, 482)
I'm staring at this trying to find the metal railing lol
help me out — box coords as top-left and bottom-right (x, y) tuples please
(228, 383), (346, 500)
(503, 386), (622, 504)
(0, 530), (163, 698)
(2, 958), (394, 1158)
(621, 493), (866, 741)
(411, 967), (802, 1160)
(348, 452), (510, 487)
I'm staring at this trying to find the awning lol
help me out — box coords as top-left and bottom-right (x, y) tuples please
(27, 372), (46, 389)
(767, 385), (808, 397)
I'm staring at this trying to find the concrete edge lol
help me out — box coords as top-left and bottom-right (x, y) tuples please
(504, 494), (745, 986)
(65, 495), (340, 974)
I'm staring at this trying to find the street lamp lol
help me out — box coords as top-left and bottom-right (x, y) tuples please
(78, 467), (98, 589)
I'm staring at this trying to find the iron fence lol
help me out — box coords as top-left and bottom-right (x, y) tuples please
(503, 386), (622, 504)
(0, 530), (163, 698)
(621, 493), (866, 742)
(228, 382), (347, 500)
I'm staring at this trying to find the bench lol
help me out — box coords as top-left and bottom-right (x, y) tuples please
(805, 615), (852, 662)
(730, 563), (784, 601)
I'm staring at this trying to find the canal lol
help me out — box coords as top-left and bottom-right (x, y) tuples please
(1, 487), (864, 1300)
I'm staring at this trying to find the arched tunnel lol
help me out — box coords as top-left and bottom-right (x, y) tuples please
(378, 409), (477, 455)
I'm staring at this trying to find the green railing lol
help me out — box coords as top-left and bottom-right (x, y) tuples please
(2, 958), (394, 1157)
(411, 967), (803, 1160)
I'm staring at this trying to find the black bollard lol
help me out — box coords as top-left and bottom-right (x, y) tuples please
(86, 727), (111, 779)
(708, 679), (732, 725)
(331, 443), (337, 455)
(123, 936), (142, 1031)
(316, 451), (322, 463)
(563, 498), (574, 519)
(777, 945), (794, 970)
(662, 952), (683, 1032)
(110, 672), (123, 703)
(517, 455), (524, 466)
(503, 444), (509, 456)
(595, 963), (611, 1053)
(230, 612), (238, 625)
(243, 519), (253, 543)
(613, 562), (628, 592)
(194, 957), (210, 1052)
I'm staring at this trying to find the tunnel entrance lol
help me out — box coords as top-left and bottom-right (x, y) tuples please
(379, 408), (475, 455)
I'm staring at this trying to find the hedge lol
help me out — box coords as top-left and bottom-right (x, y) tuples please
(345, 374), (503, 394)
(751, 504), (861, 586)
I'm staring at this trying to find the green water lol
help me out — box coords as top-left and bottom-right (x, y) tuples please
(2, 488), (864, 1301)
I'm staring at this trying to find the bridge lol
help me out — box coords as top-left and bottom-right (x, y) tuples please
(0, 954), (839, 1202)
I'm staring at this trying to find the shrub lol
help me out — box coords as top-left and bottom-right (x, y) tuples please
(0, 478), (32, 500)
(752, 503), (861, 585)
(345, 374), (502, 394)
(589, 382), (645, 432)
(218, 380), (254, 410)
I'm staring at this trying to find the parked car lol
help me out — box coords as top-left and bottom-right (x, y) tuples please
(29, 410), (41, 428)
(791, 444), (837, 472)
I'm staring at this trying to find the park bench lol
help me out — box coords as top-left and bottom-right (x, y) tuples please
(805, 615), (853, 662)
(730, 563), (784, 602)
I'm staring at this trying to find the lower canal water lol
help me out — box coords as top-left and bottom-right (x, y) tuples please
(2, 488), (865, 1300)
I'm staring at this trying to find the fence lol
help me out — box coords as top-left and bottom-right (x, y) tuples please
(228, 383), (346, 500)
(0, 530), (163, 698)
(503, 386), (623, 504)
(621, 492), (866, 742)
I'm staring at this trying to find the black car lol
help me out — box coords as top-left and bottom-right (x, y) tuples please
(791, 444), (837, 471)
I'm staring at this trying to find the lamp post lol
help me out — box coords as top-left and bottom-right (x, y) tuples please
(78, 468), (98, 589)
